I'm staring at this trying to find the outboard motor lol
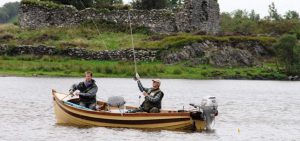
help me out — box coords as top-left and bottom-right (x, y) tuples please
(201, 96), (218, 130)
(190, 96), (218, 130)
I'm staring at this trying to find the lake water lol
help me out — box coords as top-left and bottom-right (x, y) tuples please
(1, 77), (299, 141)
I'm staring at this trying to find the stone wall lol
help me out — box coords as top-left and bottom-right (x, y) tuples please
(0, 40), (272, 67)
(19, 0), (220, 34)
(0, 44), (158, 61)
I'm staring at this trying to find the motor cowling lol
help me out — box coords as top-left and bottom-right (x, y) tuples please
(190, 96), (218, 130)
(201, 96), (218, 130)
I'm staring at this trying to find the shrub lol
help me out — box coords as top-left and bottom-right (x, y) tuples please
(172, 68), (182, 74)
(21, 0), (64, 9)
(274, 34), (300, 75)
(104, 66), (113, 74)
(47, 0), (93, 10)
(132, 0), (168, 10)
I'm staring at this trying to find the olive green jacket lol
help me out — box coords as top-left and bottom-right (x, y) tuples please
(137, 80), (164, 112)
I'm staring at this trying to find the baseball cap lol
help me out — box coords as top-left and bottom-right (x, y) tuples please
(152, 79), (161, 84)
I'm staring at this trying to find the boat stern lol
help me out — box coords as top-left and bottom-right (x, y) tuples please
(189, 96), (218, 131)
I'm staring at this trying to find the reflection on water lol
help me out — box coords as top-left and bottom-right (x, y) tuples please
(0, 77), (300, 141)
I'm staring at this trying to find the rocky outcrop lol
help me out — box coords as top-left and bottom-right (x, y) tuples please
(162, 44), (205, 64)
(19, 0), (220, 34)
(209, 47), (253, 67)
(160, 40), (272, 67)
(0, 44), (9, 54)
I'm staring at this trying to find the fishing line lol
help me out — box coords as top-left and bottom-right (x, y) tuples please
(78, 0), (108, 50)
(127, 10), (138, 75)
(78, 0), (138, 75)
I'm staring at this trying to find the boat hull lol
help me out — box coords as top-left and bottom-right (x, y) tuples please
(52, 90), (206, 131)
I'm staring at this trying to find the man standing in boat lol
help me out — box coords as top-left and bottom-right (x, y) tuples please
(69, 71), (98, 110)
(129, 74), (164, 113)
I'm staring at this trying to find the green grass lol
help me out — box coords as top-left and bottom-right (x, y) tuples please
(0, 55), (287, 79)
(0, 23), (276, 51)
(0, 24), (150, 50)
(138, 33), (276, 49)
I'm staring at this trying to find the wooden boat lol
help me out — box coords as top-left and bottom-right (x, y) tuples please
(52, 89), (218, 131)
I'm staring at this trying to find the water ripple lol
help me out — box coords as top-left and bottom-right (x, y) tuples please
(0, 77), (300, 141)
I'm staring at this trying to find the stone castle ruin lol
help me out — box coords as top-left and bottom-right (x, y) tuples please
(15, 0), (271, 68)
(19, 0), (220, 34)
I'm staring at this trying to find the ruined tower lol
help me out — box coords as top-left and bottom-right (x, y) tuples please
(176, 0), (220, 34)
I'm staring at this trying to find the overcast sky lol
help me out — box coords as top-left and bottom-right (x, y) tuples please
(1, 0), (300, 17)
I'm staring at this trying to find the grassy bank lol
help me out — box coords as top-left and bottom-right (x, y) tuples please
(0, 23), (150, 50)
(0, 55), (286, 79)
(0, 24), (275, 51)
(0, 23), (288, 79)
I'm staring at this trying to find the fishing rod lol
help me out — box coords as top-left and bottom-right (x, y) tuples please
(127, 10), (143, 107)
(78, 0), (138, 77)
(77, 1), (141, 106)
(127, 10), (139, 77)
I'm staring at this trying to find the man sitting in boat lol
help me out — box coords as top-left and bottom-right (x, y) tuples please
(69, 71), (98, 110)
(128, 75), (164, 113)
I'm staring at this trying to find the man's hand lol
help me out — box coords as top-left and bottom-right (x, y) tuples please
(73, 90), (80, 96)
(133, 73), (140, 81)
(69, 89), (74, 94)
(142, 91), (148, 97)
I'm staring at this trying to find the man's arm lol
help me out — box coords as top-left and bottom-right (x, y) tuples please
(137, 80), (150, 92)
(69, 83), (79, 93)
(145, 92), (163, 103)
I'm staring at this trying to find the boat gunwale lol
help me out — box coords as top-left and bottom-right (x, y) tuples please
(52, 90), (191, 117)
(55, 99), (191, 125)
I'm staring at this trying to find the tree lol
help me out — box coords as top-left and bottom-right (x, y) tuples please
(112, 0), (123, 4)
(95, 0), (123, 6)
(274, 34), (300, 74)
(131, 0), (142, 9)
(131, 0), (168, 10)
(249, 10), (260, 21)
(2, 2), (19, 17)
(0, 2), (19, 23)
(94, 0), (111, 8)
(285, 10), (300, 20)
(167, 0), (182, 9)
(220, 12), (234, 33)
(233, 10), (248, 19)
(142, 0), (168, 10)
(219, 6), (300, 36)
(220, 10), (258, 35)
(268, 2), (281, 21)
(0, 10), (9, 23)
(93, 0), (124, 9)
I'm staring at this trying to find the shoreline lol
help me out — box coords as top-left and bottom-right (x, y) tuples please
(0, 72), (293, 81)
(0, 55), (289, 80)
